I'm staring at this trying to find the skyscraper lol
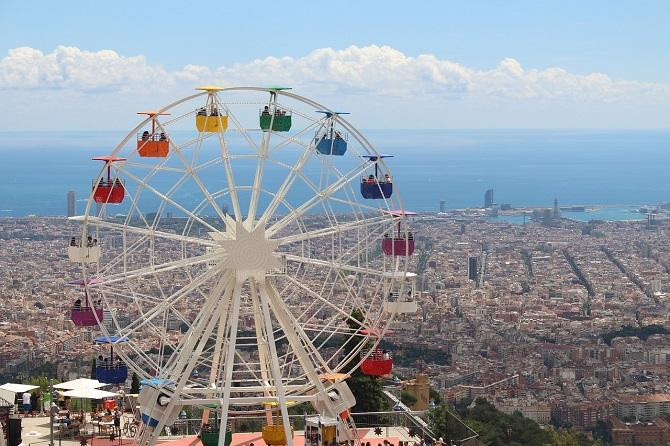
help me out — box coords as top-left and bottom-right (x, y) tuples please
(484, 189), (494, 208)
(468, 256), (479, 281)
(67, 190), (76, 217)
(553, 198), (560, 218)
(439, 200), (446, 213)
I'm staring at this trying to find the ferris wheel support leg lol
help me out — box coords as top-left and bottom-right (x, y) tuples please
(217, 278), (244, 446)
(258, 278), (294, 446)
(201, 284), (233, 427)
(145, 273), (234, 446)
(250, 280), (273, 424)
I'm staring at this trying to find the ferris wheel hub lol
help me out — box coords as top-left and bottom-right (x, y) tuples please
(215, 221), (282, 280)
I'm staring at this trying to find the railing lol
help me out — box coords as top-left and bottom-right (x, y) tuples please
(151, 411), (438, 439)
(137, 132), (168, 142)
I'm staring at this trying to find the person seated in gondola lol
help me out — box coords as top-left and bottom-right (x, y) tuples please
(97, 355), (103, 367)
(262, 106), (270, 116)
(114, 178), (122, 185)
(74, 298), (81, 310)
(210, 106), (219, 116)
(96, 298), (102, 308)
(70, 237), (77, 247)
(382, 350), (390, 360)
(99, 177), (106, 186)
(141, 131), (150, 141)
(384, 174), (391, 183)
(87, 236), (93, 247)
(93, 238), (98, 245)
(103, 357), (109, 368)
(159, 132), (167, 141)
(197, 107), (207, 116)
(408, 231), (413, 240)
(335, 131), (342, 140)
(367, 174), (376, 184)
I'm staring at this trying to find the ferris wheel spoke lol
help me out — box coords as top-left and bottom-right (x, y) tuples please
(214, 131), (243, 222)
(282, 275), (375, 332)
(284, 254), (384, 277)
(94, 251), (217, 286)
(93, 219), (216, 247)
(277, 214), (393, 246)
(123, 161), (186, 173)
(115, 165), (220, 233)
(155, 120), (228, 222)
(266, 161), (369, 237)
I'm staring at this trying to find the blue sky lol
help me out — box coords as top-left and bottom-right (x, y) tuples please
(0, 0), (669, 129)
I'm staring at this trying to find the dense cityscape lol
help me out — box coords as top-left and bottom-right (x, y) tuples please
(3, 189), (670, 445)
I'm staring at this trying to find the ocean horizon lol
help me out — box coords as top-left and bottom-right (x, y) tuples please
(1, 129), (669, 218)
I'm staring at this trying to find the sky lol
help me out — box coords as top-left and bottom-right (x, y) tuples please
(0, 0), (669, 130)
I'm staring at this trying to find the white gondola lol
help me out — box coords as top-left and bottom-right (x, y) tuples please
(383, 271), (418, 314)
(68, 237), (101, 263)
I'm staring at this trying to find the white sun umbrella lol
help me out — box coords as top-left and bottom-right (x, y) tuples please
(0, 383), (39, 407)
(62, 388), (118, 399)
(54, 379), (105, 390)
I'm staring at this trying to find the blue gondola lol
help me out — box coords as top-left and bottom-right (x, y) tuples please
(315, 111), (349, 156)
(94, 336), (129, 384)
(360, 155), (394, 199)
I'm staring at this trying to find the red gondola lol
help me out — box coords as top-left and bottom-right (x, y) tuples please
(136, 111), (170, 157)
(382, 210), (417, 256)
(361, 349), (393, 376)
(92, 156), (126, 204)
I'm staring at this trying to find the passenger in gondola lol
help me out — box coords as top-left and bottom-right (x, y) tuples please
(408, 231), (413, 240)
(99, 177), (105, 186)
(97, 355), (103, 367)
(384, 174), (391, 183)
(70, 237), (77, 247)
(382, 350), (390, 360)
(367, 174), (376, 184)
(141, 131), (150, 141)
(114, 178), (122, 185)
(87, 236), (93, 247)
(159, 132), (167, 141)
(93, 238), (98, 245)
(262, 106), (270, 116)
(210, 106), (219, 116)
(103, 357), (109, 368)
(96, 299), (102, 308)
(197, 107), (207, 116)
(335, 131), (342, 140)
(74, 298), (81, 310)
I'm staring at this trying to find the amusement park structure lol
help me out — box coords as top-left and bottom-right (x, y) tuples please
(67, 87), (418, 446)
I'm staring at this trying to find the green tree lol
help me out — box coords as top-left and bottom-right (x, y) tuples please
(130, 372), (140, 394)
(400, 390), (418, 407)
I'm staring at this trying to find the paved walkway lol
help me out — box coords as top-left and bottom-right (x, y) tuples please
(19, 417), (414, 446)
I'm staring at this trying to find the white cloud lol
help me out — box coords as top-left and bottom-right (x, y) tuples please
(0, 46), (171, 92)
(1, 44), (668, 102)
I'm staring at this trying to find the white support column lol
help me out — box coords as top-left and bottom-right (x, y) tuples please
(258, 279), (294, 446)
(217, 279), (244, 446)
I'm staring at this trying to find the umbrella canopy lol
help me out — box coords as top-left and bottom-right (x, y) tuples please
(0, 383), (39, 406)
(62, 388), (118, 399)
(53, 378), (105, 390)
(0, 383), (39, 393)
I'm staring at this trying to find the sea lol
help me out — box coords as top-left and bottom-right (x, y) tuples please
(0, 129), (668, 220)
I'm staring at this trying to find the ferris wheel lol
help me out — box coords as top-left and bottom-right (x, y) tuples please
(68, 86), (417, 446)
